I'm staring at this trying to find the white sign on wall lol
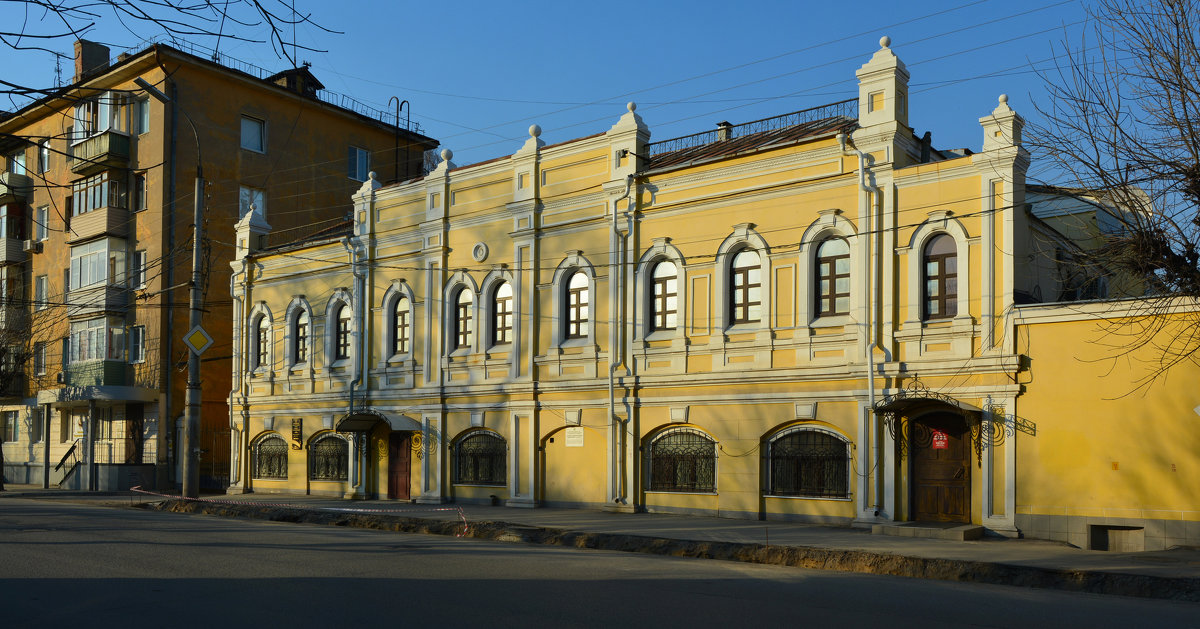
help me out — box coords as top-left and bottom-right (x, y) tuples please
(565, 426), (584, 447)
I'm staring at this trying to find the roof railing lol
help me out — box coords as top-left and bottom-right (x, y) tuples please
(646, 98), (857, 156)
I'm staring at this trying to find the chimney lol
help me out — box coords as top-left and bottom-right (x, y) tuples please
(716, 121), (733, 141)
(73, 40), (110, 83)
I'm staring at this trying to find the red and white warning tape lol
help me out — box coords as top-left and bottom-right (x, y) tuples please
(130, 486), (471, 537)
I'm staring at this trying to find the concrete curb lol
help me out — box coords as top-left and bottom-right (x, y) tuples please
(145, 499), (1200, 602)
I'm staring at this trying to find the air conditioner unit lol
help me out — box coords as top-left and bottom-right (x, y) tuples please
(23, 240), (43, 254)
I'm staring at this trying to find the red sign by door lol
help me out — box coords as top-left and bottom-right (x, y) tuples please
(931, 430), (949, 450)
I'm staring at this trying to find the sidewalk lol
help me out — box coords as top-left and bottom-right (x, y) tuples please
(3, 484), (1198, 601)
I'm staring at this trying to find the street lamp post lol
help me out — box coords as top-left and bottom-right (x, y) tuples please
(136, 77), (203, 498)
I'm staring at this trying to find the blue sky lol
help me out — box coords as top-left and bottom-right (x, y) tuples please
(2, 0), (1090, 174)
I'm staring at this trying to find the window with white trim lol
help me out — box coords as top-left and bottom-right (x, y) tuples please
(334, 303), (352, 361)
(239, 186), (264, 219)
(816, 238), (850, 317)
(293, 310), (310, 365)
(309, 434), (348, 481)
(392, 297), (410, 355)
(454, 288), (474, 350)
(240, 116), (265, 152)
(647, 428), (716, 493)
(766, 428), (850, 498)
(254, 435), (288, 479)
(729, 250), (761, 325)
(34, 275), (47, 310)
(348, 146), (370, 181)
(129, 326), (146, 363)
(651, 261), (678, 331)
(253, 315), (270, 370)
(565, 271), (589, 339)
(492, 282), (512, 345)
(453, 431), (507, 486)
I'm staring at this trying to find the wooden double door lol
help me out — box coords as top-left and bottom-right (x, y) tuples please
(910, 412), (970, 523)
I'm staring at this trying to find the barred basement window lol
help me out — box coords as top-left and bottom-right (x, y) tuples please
(767, 429), (849, 498)
(453, 431), (506, 486)
(309, 434), (348, 481)
(254, 435), (288, 479)
(647, 428), (716, 492)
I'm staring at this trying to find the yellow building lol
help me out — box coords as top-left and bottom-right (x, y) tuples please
(0, 39), (437, 490)
(226, 38), (1200, 550)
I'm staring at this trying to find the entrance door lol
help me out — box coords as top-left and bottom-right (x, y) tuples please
(911, 412), (970, 523)
(387, 433), (411, 500)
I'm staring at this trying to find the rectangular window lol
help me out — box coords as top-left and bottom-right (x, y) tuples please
(8, 151), (26, 175)
(2, 410), (17, 442)
(69, 317), (125, 363)
(35, 205), (48, 241)
(0, 205), (22, 240)
(35, 275), (47, 310)
(61, 337), (69, 370)
(131, 173), (146, 212)
(240, 116), (265, 152)
(69, 238), (126, 290)
(348, 146), (370, 181)
(30, 408), (43, 443)
(70, 172), (126, 216)
(134, 97), (150, 135)
(129, 325), (145, 363)
(131, 250), (147, 288)
(239, 186), (265, 219)
(38, 140), (50, 173)
(34, 342), (46, 375)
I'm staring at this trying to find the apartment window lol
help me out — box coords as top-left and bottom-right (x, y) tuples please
(129, 326), (145, 363)
(71, 172), (126, 216)
(767, 428), (849, 498)
(34, 206), (48, 241)
(30, 408), (43, 443)
(69, 317), (125, 363)
(38, 140), (49, 173)
(348, 146), (370, 181)
(253, 315), (270, 369)
(647, 428), (716, 493)
(730, 249), (761, 325)
(309, 434), (348, 481)
(492, 282), (512, 345)
(565, 271), (589, 339)
(392, 297), (410, 355)
(69, 238), (126, 290)
(130, 250), (147, 289)
(131, 173), (147, 212)
(7, 151), (26, 175)
(651, 261), (679, 331)
(0, 205), (23, 240)
(34, 275), (47, 310)
(239, 186), (265, 219)
(2, 410), (17, 442)
(293, 310), (309, 364)
(134, 97), (150, 135)
(34, 342), (46, 375)
(453, 431), (507, 486)
(923, 234), (958, 320)
(240, 116), (265, 152)
(334, 303), (352, 361)
(70, 93), (124, 143)
(816, 238), (850, 317)
(254, 435), (288, 479)
(454, 289), (473, 350)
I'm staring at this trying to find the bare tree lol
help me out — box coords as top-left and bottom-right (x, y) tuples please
(1029, 0), (1200, 387)
(1, 0), (335, 102)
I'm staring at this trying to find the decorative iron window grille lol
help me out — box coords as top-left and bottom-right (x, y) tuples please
(254, 435), (288, 480)
(453, 432), (507, 486)
(647, 428), (716, 492)
(767, 430), (849, 498)
(309, 435), (348, 481)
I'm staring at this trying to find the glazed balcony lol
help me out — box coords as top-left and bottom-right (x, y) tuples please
(0, 237), (24, 265)
(66, 205), (129, 244)
(69, 131), (131, 176)
(67, 283), (129, 318)
(0, 172), (31, 203)
(64, 360), (128, 387)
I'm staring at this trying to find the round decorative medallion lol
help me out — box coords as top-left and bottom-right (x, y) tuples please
(472, 242), (489, 262)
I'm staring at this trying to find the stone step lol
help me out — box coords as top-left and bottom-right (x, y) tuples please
(871, 522), (984, 541)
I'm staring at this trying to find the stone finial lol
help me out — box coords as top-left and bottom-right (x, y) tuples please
(627, 102), (637, 112)
(441, 148), (453, 162)
(529, 124), (542, 138)
(880, 35), (891, 48)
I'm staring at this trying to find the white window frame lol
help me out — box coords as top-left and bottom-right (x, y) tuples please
(35, 206), (48, 241)
(348, 146), (370, 181)
(240, 115), (266, 153)
(239, 186), (265, 219)
(131, 250), (147, 289)
(129, 326), (146, 363)
(34, 275), (48, 310)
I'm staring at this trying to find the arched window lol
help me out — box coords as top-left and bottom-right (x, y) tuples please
(253, 435), (288, 479)
(923, 234), (957, 320)
(767, 428), (849, 498)
(333, 303), (352, 360)
(816, 238), (850, 317)
(454, 289), (473, 350)
(492, 282), (513, 345)
(453, 431), (506, 485)
(651, 260), (678, 331)
(566, 271), (589, 339)
(309, 434), (348, 481)
(293, 310), (309, 364)
(647, 428), (716, 493)
(253, 315), (270, 369)
(730, 250), (761, 325)
(393, 296), (411, 355)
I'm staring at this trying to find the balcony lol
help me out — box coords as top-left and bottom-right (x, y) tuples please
(67, 283), (129, 318)
(70, 131), (131, 176)
(65, 360), (128, 387)
(0, 237), (24, 265)
(66, 205), (129, 244)
(0, 172), (31, 203)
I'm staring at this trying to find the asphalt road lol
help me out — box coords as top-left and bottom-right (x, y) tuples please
(1, 499), (1196, 628)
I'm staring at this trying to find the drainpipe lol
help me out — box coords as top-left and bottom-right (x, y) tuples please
(344, 236), (369, 497)
(609, 174), (633, 505)
(838, 132), (884, 516)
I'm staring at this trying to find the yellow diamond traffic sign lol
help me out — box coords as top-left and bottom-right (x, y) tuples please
(184, 325), (214, 355)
